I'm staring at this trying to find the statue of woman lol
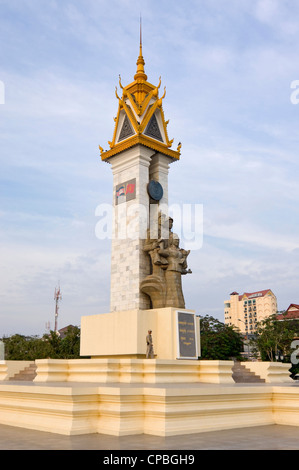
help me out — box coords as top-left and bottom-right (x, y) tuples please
(140, 214), (191, 310)
(159, 234), (191, 309)
(140, 230), (168, 309)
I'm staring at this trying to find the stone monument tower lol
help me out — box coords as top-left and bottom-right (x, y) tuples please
(100, 36), (182, 313)
(80, 33), (199, 360)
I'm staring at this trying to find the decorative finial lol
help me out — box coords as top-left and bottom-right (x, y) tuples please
(134, 15), (147, 81)
(140, 14), (142, 51)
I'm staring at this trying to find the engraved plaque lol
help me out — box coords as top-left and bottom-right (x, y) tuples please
(147, 180), (163, 201)
(177, 311), (197, 359)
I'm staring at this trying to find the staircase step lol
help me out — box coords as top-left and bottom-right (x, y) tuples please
(9, 364), (37, 381)
(232, 362), (265, 383)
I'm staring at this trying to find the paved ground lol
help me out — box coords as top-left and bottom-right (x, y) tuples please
(0, 423), (299, 450)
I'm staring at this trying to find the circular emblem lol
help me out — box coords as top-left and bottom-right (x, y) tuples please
(147, 180), (163, 201)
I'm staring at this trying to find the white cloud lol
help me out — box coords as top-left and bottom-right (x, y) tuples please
(254, 0), (299, 35)
(204, 218), (299, 252)
(255, 0), (280, 22)
(2, 69), (110, 123)
(0, 241), (111, 336)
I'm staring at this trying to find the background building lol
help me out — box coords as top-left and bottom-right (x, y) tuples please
(277, 304), (299, 321)
(224, 289), (277, 336)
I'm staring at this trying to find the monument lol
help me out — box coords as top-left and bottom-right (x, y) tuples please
(0, 28), (295, 442)
(80, 31), (199, 360)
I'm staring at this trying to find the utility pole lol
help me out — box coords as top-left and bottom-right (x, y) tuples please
(54, 283), (62, 333)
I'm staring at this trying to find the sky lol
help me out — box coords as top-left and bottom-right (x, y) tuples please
(0, 0), (299, 336)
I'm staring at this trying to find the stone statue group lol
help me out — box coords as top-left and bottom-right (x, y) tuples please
(140, 212), (191, 309)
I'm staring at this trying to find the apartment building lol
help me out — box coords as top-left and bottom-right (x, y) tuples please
(224, 289), (277, 335)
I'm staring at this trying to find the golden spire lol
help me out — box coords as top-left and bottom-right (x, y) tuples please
(99, 17), (181, 162)
(134, 16), (147, 81)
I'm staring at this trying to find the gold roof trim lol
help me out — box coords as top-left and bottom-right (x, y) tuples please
(101, 134), (180, 161)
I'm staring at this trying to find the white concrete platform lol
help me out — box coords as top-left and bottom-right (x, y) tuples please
(0, 379), (299, 437)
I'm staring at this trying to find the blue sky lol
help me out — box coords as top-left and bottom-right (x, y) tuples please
(0, 0), (299, 336)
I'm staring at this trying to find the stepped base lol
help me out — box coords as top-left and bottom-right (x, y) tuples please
(33, 359), (235, 384)
(0, 358), (295, 437)
(0, 380), (298, 437)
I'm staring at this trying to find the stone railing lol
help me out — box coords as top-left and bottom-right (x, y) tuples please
(0, 359), (292, 384)
(34, 359), (235, 384)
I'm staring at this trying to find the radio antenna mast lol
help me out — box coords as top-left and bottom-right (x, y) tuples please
(54, 283), (62, 333)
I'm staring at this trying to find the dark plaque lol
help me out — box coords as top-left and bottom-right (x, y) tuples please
(177, 311), (197, 359)
(147, 180), (163, 201)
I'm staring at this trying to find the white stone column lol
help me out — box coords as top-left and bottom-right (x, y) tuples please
(148, 153), (173, 239)
(108, 145), (156, 312)
(149, 153), (172, 205)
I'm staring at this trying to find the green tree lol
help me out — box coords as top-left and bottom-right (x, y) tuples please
(1, 326), (83, 360)
(2, 334), (51, 360)
(250, 315), (299, 362)
(60, 326), (81, 358)
(43, 330), (63, 358)
(200, 315), (243, 360)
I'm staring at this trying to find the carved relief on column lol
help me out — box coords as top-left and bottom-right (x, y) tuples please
(140, 212), (191, 309)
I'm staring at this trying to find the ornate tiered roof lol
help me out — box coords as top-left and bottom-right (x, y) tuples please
(100, 30), (181, 161)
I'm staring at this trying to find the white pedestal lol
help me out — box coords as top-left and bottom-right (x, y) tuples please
(80, 307), (200, 360)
